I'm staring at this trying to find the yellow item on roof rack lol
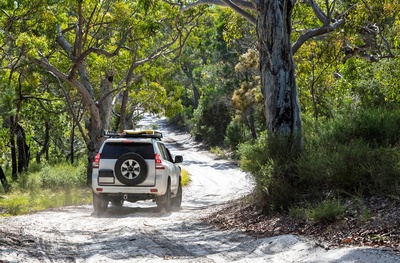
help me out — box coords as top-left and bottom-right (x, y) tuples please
(123, 130), (162, 136)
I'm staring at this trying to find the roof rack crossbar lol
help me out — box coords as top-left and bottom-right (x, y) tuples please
(101, 129), (163, 139)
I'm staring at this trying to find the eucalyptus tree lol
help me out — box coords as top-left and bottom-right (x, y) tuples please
(2, 0), (197, 183)
(173, 0), (396, 158)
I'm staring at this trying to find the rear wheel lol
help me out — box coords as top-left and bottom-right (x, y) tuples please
(156, 181), (172, 212)
(93, 192), (108, 214)
(171, 180), (182, 208)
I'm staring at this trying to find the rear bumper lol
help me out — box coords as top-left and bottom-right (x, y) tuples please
(92, 172), (168, 196)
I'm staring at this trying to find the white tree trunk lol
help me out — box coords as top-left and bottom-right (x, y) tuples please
(256, 0), (302, 150)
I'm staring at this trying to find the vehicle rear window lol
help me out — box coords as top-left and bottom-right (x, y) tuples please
(100, 142), (154, 159)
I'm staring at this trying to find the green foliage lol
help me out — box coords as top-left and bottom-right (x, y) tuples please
(12, 161), (86, 191)
(290, 199), (345, 224)
(0, 162), (90, 216)
(191, 93), (232, 146)
(239, 108), (400, 213)
(0, 188), (91, 216)
(238, 132), (300, 212)
(308, 199), (345, 224)
(298, 109), (400, 197)
(339, 58), (400, 108)
(224, 120), (252, 149)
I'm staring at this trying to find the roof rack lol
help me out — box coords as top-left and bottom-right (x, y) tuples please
(101, 129), (163, 139)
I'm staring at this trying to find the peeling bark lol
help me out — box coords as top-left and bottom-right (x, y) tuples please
(99, 70), (114, 131)
(256, 0), (302, 151)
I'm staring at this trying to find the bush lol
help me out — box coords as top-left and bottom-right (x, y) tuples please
(39, 162), (87, 188)
(308, 199), (345, 224)
(325, 108), (400, 147)
(239, 108), (400, 214)
(191, 95), (232, 146)
(224, 120), (251, 149)
(238, 132), (300, 212)
(299, 109), (400, 197)
(289, 198), (345, 224)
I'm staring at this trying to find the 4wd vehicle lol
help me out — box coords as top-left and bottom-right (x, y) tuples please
(91, 130), (183, 214)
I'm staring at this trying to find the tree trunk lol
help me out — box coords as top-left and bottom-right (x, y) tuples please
(70, 121), (75, 164)
(99, 71), (114, 131)
(86, 119), (103, 185)
(248, 107), (257, 139)
(9, 116), (18, 181)
(119, 89), (129, 131)
(16, 123), (29, 174)
(182, 63), (200, 109)
(0, 166), (9, 193)
(36, 121), (50, 163)
(256, 0), (302, 152)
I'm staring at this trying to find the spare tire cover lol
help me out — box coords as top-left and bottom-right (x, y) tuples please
(114, 153), (148, 185)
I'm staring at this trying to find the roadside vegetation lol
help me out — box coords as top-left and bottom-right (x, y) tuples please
(238, 108), (400, 219)
(0, 162), (91, 216)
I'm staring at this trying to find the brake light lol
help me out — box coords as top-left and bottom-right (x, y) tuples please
(92, 153), (100, 168)
(155, 154), (165, 170)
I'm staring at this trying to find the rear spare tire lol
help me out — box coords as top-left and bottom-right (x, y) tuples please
(114, 153), (148, 185)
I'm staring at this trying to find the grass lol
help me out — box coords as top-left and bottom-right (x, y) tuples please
(0, 162), (91, 216)
(0, 188), (92, 216)
(289, 198), (345, 224)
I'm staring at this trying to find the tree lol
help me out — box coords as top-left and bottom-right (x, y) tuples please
(1, 0), (198, 184)
(177, 0), (397, 152)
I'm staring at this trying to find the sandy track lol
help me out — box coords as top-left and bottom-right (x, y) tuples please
(1, 116), (399, 262)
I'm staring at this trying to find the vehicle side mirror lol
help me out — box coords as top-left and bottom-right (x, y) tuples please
(174, 155), (183, 163)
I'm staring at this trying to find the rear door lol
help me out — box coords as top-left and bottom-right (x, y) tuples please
(99, 141), (156, 186)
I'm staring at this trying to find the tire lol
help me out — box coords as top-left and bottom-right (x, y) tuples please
(93, 192), (108, 214)
(157, 181), (172, 212)
(171, 180), (182, 208)
(114, 153), (148, 186)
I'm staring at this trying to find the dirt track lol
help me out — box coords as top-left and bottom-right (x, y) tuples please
(1, 116), (399, 262)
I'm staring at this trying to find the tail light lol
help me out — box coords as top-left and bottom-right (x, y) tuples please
(92, 153), (101, 168)
(155, 154), (165, 170)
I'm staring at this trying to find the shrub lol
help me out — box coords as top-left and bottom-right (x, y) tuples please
(238, 132), (300, 212)
(298, 108), (400, 197)
(239, 108), (400, 214)
(308, 199), (345, 224)
(191, 95), (232, 146)
(181, 168), (190, 186)
(224, 120), (250, 149)
(40, 162), (87, 188)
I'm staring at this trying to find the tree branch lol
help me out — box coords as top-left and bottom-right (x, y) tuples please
(292, 19), (344, 54)
(177, 0), (255, 11)
(220, 0), (256, 25)
(33, 53), (101, 132)
(48, 72), (90, 145)
(177, 0), (256, 24)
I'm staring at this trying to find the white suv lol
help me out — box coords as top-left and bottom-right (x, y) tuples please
(91, 130), (183, 214)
